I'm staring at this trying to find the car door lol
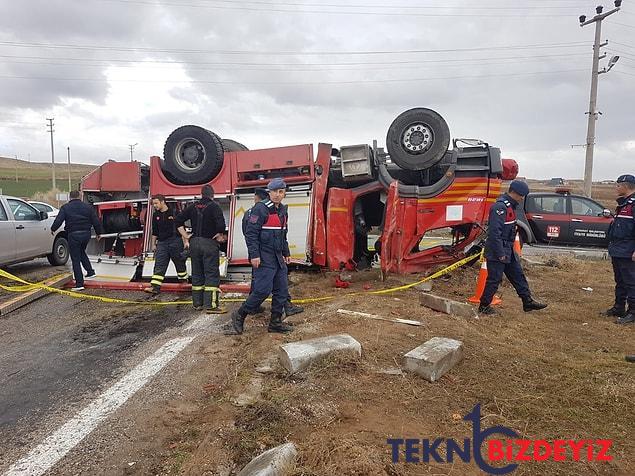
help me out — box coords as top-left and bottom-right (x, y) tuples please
(6, 198), (49, 259)
(567, 196), (612, 247)
(0, 200), (17, 264)
(524, 194), (569, 244)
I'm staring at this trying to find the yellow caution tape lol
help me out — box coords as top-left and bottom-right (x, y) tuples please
(291, 251), (480, 304)
(0, 251), (480, 307)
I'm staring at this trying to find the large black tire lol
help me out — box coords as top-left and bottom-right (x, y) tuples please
(386, 108), (450, 171)
(163, 125), (224, 185)
(221, 138), (249, 152)
(47, 235), (69, 266)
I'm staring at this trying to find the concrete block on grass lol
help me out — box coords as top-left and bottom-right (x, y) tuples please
(237, 443), (298, 476)
(278, 334), (361, 374)
(404, 337), (463, 382)
(420, 292), (477, 319)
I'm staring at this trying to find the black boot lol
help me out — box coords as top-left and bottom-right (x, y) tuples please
(192, 288), (204, 310)
(143, 284), (160, 295)
(478, 304), (497, 315)
(616, 313), (635, 325)
(224, 309), (246, 335)
(522, 297), (547, 312)
(268, 313), (293, 333)
(600, 306), (626, 318)
(284, 302), (304, 317)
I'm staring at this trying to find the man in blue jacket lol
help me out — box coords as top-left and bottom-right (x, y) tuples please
(226, 178), (293, 334)
(51, 190), (102, 291)
(241, 188), (304, 318)
(603, 174), (635, 325)
(479, 180), (547, 315)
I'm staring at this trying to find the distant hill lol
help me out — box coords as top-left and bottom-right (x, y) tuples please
(0, 156), (98, 197)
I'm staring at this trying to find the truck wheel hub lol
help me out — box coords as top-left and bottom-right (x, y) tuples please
(175, 139), (205, 171)
(402, 124), (432, 153)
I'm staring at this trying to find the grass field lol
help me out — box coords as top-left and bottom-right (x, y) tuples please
(0, 156), (96, 197)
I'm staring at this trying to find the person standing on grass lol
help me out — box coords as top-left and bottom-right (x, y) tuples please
(478, 180), (547, 315)
(51, 190), (102, 292)
(143, 194), (188, 295)
(601, 174), (635, 325)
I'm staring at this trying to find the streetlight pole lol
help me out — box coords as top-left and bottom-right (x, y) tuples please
(129, 143), (138, 162)
(46, 118), (56, 191)
(67, 146), (72, 192)
(579, 2), (621, 198)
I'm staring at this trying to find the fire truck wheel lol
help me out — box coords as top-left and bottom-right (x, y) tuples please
(163, 125), (224, 184)
(386, 108), (450, 171)
(221, 138), (249, 152)
(47, 235), (69, 266)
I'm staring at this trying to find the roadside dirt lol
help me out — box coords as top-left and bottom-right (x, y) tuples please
(67, 256), (633, 476)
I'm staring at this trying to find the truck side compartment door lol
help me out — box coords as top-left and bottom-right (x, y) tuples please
(567, 196), (611, 247)
(0, 200), (17, 264)
(524, 194), (569, 244)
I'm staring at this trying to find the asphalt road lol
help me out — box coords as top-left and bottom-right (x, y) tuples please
(0, 286), (205, 475)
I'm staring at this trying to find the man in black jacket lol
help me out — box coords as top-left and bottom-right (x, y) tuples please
(175, 185), (226, 313)
(51, 190), (102, 291)
(144, 194), (188, 295)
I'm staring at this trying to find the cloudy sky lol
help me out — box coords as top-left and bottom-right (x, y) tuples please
(0, 0), (633, 179)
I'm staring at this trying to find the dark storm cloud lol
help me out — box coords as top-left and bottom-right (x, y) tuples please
(0, 0), (633, 178)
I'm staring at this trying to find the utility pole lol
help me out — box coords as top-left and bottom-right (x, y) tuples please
(67, 146), (72, 192)
(129, 143), (138, 162)
(15, 155), (18, 182)
(579, 1), (621, 198)
(46, 117), (57, 191)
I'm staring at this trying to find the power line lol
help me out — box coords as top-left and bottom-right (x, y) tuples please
(106, 0), (586, 11)
(0, 68), (586, 85)
(0, 51), (591, 67)
(0, 39), (590, 56)
(0, 55), (590, 72)
(607, 20), (635, 29)
(96, 0), (577, 17)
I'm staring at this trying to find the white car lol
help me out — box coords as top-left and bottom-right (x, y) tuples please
(0, 195), (69, 267)
(28, 201), (60, 218)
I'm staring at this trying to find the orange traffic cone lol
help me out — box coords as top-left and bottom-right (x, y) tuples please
(513, 233), (522, 257)
(468, 259), (502, 305)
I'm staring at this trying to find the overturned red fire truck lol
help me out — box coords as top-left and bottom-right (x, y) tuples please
(79, 108), (518, 290)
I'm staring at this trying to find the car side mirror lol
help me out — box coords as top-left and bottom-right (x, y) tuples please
(39, 211), (49, 220)
(602, 209), (612, 218)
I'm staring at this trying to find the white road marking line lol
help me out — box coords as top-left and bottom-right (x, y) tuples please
(4, 336), (194, 476)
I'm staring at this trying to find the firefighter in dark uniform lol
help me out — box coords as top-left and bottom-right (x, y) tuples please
(479, 180), (547, 315)
(227, 178), (293, 334)
(144, 194), (188, 294)
(241, 188), (304, 318)
(175, 185), (227, 314)
(602, 174), (635, 325)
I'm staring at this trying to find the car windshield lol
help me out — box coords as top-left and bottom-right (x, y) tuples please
(31, 203), (52, 213)
(570, 197), (604, 216)
(526, 195), (566, 214)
